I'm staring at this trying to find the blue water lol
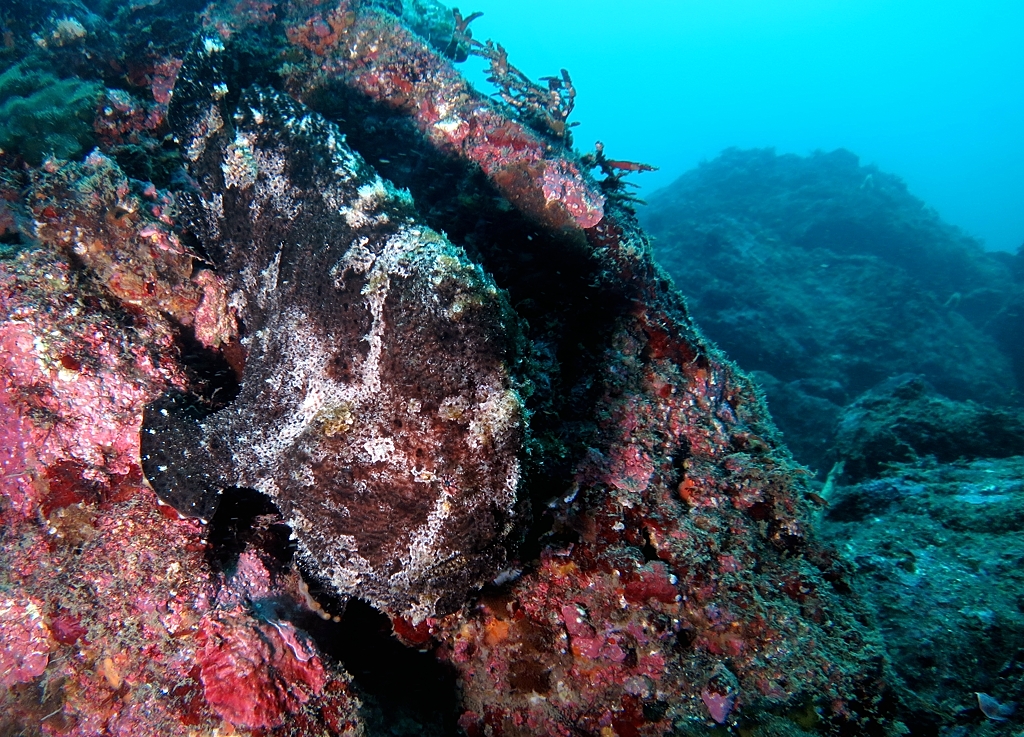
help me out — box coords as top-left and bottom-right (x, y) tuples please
(464, 0), (1024, 252)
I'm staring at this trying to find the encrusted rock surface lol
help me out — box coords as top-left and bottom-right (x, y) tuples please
(1, 1), (901, 735)
(819, 456), (1024, 734)
(830, 374), (1024, 484)
(0, 224), (362, 735)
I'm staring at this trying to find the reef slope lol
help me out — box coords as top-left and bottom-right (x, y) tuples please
(1, 1), (895, 734)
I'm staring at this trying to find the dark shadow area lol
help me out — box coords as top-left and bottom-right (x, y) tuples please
(205, 486), (293, 574)
(298, 599), (461, 737)
(0, 229), (28, 259)
(170, 322), (243, 410)
(0, 229), (24, 245)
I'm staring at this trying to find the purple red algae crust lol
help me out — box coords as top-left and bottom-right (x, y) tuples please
(0, 1), (893, 735)
(273, 0), (607, 233)
(1, 164), (361, 734)
(426, 324), (885, 734)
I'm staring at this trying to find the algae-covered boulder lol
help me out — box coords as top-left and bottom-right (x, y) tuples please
(642, 148), (1023, 472)
(820, 456), (1024, 732)
(831, 374), (1024, 483)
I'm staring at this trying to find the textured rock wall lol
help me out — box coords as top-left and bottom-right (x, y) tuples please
(0, 2), (899, 735)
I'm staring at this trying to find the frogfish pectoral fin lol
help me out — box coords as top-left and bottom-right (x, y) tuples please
(141, 390), (228, 522)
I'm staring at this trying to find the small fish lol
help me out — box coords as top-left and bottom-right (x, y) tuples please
(977, 692), (1016, 721)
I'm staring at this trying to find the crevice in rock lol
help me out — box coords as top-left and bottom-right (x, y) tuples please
(170, 321), (243, 410)
(299, 599), (461, 736)
(205, 486), (292, 574)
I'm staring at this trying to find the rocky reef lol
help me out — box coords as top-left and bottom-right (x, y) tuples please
(0, 1), (907, 735)
(830, 459), (1024, 734)
(642, 148), (1024, 734)
(641, 147), (1024, 474)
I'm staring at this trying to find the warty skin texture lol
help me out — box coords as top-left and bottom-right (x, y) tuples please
(142, 54), (527, 623)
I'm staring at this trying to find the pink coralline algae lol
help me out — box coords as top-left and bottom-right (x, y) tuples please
(0, 368), (40, 517)
(0, 597), (54, 688)
(196, 611), (327, 729)
(0, 162), (361, 735)
(0, 256), (166, 517)
(700, 665), (741, 724)
(540, 158), (606, 229)
(30, 150), (235, 347)
(280, 0), (606, 233)
(701, 686), (737, 725)
(149, 58), (184, 106)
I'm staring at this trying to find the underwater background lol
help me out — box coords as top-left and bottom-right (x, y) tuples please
(464, 0), (1024, 253)
(0, 0), (1022, 735)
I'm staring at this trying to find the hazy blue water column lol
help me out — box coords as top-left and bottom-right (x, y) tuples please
(462, 0), (1024, 252)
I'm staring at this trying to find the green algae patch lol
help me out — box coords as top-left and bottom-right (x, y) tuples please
(0, 63), (102, 164)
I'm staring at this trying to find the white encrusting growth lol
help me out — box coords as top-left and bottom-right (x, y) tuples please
(222, 133), (258, 190)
